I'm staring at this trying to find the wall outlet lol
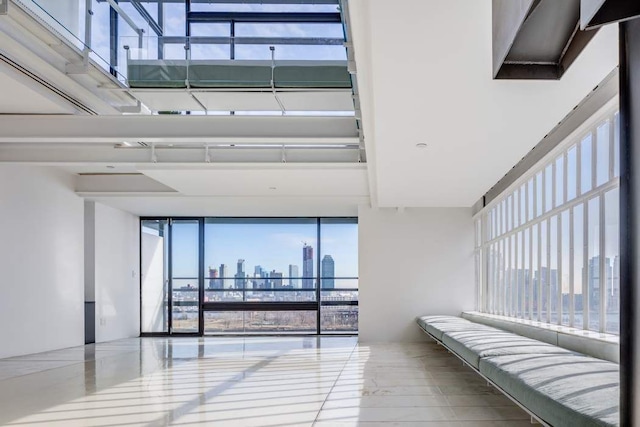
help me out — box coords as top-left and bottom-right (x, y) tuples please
(100, 318), (106, 326)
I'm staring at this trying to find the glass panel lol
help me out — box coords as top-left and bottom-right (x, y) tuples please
(604, 189), (620, 334)
(171, 220), (200, 333)
(524, 228), (531, 319)
(141, 219), (169, 333)
(516, 231), (523, 318)
(573, 206), (584, 329)
(531, 224), (539, 320)
(506, 195), (513, 232)
(204, 218), (318, 296)
(321, 305), (358, 333)
(614, 112), (620, 178)
(171, 278), (199, 333)
(561, 210), (571, 326)
(549, 216), (559, 324)
(536, 172), (543, 217)
(581, 134), (593, 195)
(567, 145), (578, 201)
(587, 198), (600, 332)
(555, 155), (564, 208)
(320, 219), (358, 286)
(539, 221), (548, 321)
(163, 3), (186, 36)
(513, 190), (520, 228)
(204, 311), (317, 334)
(511, 234), (517, 316)
(544, 165), (553, 213)
(596, 121), (610, 187)
(527, 179), (535, 221)
(520, 184), (526, 225)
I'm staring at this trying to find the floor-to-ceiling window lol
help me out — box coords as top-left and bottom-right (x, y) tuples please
(140, 217), (358, 335)
(476, 104), (620, 335)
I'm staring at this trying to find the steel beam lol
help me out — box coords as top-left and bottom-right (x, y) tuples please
(187, 11), (341, 23)
(619, 17), (640, 427)
(159, 36), (344, 45)
(0, 115), (358, 144)
(582, 0), (640, 30)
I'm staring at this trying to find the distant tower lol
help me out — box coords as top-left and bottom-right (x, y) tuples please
(302, 244), (314, 289)
(219, 264), (229, 288)
(235, 259), (246, 289)
(321, 255), (335, 289)
(208, 266), (219, 289)
(289, 264), (299, 288)
(270, 270), (284, 289)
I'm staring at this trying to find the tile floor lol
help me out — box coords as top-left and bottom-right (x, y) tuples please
(0, 337), (531, 426)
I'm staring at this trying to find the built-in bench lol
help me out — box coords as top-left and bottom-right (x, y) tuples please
(417, 315), (619, 427)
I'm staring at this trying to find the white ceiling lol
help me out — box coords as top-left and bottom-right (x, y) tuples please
(349, 0), (619, 207)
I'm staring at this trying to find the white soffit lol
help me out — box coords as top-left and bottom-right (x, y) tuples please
(137, 164), (369, 197)
(349, 0), (619, 207)
(195, 90), (354, 112)
(131, 90), (203, 112)
(85, 195), (364, 217)
(0, 68), (72, 114)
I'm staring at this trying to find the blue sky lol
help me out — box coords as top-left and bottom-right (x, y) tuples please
(165, 220), (358, 281)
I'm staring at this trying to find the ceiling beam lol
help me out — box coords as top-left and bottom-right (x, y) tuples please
(581, 0), (640, 30)
(0, 115), (359, 144)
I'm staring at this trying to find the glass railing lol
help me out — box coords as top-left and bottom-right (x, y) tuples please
(121, 35), (349, 89)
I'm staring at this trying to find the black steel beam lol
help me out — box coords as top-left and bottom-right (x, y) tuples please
(619, 17), (640, 427)
(106, 0), (338, 3)
(160, 36), (344, 45)
(187, 11), (341, 23)
(582, 0), (640, 30)
(202, 302), (318, 311)
(130, 0), (163, 35)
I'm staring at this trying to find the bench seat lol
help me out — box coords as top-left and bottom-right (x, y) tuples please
(417, 315), (619, 426)
(480, 353), (619, 427)
(442, 329), (575, 369)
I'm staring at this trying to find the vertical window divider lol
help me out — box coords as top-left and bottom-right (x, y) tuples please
(609, 115), (615, 181)
(316, 218), (321, 335)
(198, 218), (205, 336)
(514, 234), (519, 316)
(168, 218), (173, 334)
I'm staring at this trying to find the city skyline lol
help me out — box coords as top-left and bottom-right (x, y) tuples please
(206, 242), (340, 290)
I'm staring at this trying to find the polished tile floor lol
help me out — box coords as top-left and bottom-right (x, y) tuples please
(0, 337), (531, 426)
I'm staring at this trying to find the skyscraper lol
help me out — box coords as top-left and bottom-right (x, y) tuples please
(234, 259), (246, 289)
(289, 264), (299, 288)
(321, 255), (335, 289)
(302, 244), (314, 289)
(219, 264), (229, 288)
(270, 270), (283, 289)
(208, 267), (220, 289)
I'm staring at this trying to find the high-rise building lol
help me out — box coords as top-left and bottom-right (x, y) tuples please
(321, 255), (335, 289)
(208, 267), (220, 289)
(234, 259), (246, 289)
(302, 244), (314, 289)
(219, 264), (229, 288)
(270, 270), (284, 289)
(289, 264), (299, 288)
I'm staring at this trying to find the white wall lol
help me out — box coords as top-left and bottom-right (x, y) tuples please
(358, 206), (475, 343)
(0, 165), (84, 358)
(93, 202), (140, 343)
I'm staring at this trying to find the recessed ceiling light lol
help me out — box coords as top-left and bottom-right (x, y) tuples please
(416, 143), (428, 149)
(106, 165), (115, 169)
(268, 186), (277, 190)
